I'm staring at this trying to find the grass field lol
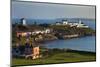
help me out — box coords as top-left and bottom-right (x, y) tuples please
(12, 49), (96, 66)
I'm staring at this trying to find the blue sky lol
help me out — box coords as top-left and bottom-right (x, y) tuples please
(12, 1), (95, 19)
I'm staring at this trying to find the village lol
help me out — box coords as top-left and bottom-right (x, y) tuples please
(15, 18), (89, 37)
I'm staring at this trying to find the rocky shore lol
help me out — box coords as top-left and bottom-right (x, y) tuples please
(12, 24), (95, 45)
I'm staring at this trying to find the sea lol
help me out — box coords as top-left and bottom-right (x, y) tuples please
(12, 18), (96, 52)
(44, 36), (96, 52)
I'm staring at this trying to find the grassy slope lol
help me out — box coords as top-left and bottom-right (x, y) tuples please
(12, 51), (96, 66)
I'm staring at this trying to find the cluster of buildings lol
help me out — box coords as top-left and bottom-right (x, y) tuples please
(55, 20), (89, 28)
(16, 29), (51, 37)
(16, 18), (51, 37)
(13, 18), (51, 59)
(13, 40), (41, 60)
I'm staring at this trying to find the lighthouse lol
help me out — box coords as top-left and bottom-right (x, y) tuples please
(79, 20), (82, 24)
(20, 18), (26, 26)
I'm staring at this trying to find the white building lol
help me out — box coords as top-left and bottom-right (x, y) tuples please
(69, 23), (78, 27)
(77, 20), (89, 28)
(32, 29), (51, 35)
(62, 20), (68, 25)
(45, 29), (51, 33)
(55, 22), (61, 25)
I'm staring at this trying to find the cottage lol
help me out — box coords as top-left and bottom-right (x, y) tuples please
(24, 44), (41, 60)
(16, 32), (27, 37)
(24, 41), (41, 60)
(32, 46), (40, 59)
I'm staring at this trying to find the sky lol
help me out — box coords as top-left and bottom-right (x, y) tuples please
(12, 1), (96, 19)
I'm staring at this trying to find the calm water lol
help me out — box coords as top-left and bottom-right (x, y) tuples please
(44, 36), (96, 52)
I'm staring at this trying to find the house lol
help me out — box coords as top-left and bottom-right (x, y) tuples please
(55, 20), (68, 25)
(55, 22), (61, 25)
(24, 43), (41, 60)
(33, 29), (51, 34)
(16, 32), (27, 37)
(16, 31), (31, 37)
(62, 20), (68, 25)
(32, 46), (40, 59)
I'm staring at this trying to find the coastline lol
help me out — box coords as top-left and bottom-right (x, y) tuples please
(12, 21), (96, 66)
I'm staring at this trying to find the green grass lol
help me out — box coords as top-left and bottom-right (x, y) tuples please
(12, 51), (96, 66)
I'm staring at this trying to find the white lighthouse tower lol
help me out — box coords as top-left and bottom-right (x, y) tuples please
(79, 20), (82, 24)
(20, 18), (26, 26)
